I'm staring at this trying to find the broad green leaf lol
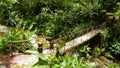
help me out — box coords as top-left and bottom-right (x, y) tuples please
(25, 50), (49, 61)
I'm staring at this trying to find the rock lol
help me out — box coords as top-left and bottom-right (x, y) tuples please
(0, 25), (9, 33)
(0, 66), (6, 68)
(10, 54), (38, 68)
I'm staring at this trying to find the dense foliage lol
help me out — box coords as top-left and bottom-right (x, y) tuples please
(0, 0), (111, 39)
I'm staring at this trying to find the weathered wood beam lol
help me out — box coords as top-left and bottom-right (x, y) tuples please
(43, 28), (103, 57)
(8, 40), (29, 43)
(60, 28), (103, 53)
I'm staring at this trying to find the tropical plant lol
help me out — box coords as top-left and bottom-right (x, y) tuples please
(0, 28), (34, 54)
(109, 41), (120, 55)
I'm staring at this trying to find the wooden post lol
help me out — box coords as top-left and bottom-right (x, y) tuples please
(46, 37), (53, 49)
(38, 43), (43, 53)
